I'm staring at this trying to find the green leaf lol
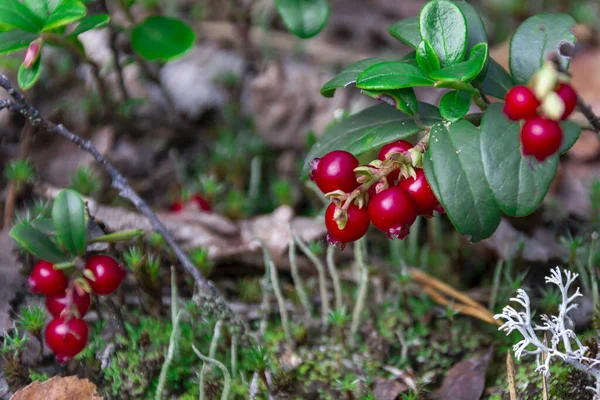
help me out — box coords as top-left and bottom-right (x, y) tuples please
(480, 57), (513, 99)
(424, 120), (502, 241)
(24, 0), (60, 20)
(387, 17), (420, 48)
(18, 58), (42, 90)
(480, 103), (557, 217)
(416, 40), (441, 75)
(429, 43), (488, 84)
(356, 62), (434, 90)
(320, 57), (385, 98)
(88, 229), (145, 244)
(454, 0), (489, 82)
(419, 0), (468, 67)
(69, 13), (109, 36)
(439, 90), (471, 122)
(361, 87), (418, 116)
(10, 221), (66, 263)
(51, 189), (87, 256)
(560, 121), (582, 154)
(42, 0), (86, 32)
(399, 51), (418, 66)
(0, 30), (38, 54)
(274, 0), (330, 39)
(130, 16), (196, 61)
(509, 13), (576, 85)
(31, 217), (56, 235)
(303, 103), (441, 175)
(0, 1), (44, 33)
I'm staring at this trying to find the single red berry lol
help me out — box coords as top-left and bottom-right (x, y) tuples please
(520, 116), (563, 162)
(397, 169), (440, 217)
(46, 290), (91, 318)
(325, 202), (370, 246)
(192, 194), (212, 212)
(27, 261), (68, 296)
(309, 150), (359, 194)
(170, 201), (184, 212)
(555, 83), (577, 120)
(368, 187), (417, 240)
(503, 85), (540, 121)
(45, 317), (88, 357)
(378, 140), (413, 183)
(55, 353), (71, 365)
(84, 255), (126, 295)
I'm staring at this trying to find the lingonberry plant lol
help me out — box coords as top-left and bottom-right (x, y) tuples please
(10, 189), (140, 362)
(306, 0), (584, 245)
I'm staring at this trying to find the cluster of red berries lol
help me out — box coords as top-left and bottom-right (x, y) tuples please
(170, 194), (211, 213)
(503, 82), (577, 162)
(310, 141), (442, 246)
(27, 255), (126, 362)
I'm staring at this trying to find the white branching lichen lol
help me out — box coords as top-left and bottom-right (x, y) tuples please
(494, 267), (600, 398)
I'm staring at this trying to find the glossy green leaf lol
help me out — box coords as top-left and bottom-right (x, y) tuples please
(0, 1), (44, 33)
(480, 103), (557, 217)
(18, 58), (42, 90)
(52, 189), (87, 256)
(361, 88), (418, 116)
(131, 16), (195, 61)
(10, 221), (66, 263)
(399, 51), (418, 66)
(88, 229), (145, 244)
(439, 90), (471, 122)
(480, 57), (513, 99)
(356, 62), (434, 90)
(303, 103), (441, 175)
(416, 40), (441, 75)
(509, 13), (576, 85)
(560, 120), (582, 154)
(0, 30), (38, 54)
(24, 0), (60, 20)
(274, 0), (330, 39)
(424, 120), (502, 241)
(387, 17), (420, 48)
(429, 43), (488, 83)
(419, 0), (467, 67)
(42, 0), (86, 31)
(69, 13), (109, 36)
(31, 217), (56, 235)
(321, 57), (385, 98)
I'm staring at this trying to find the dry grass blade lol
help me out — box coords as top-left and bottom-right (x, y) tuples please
(542, 334), (549, 400)
(506, 351), (517, 400)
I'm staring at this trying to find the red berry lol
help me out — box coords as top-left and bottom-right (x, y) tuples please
(84, 255), (126, 295)
(325, 202), (370, 246)
(368, 187), (417, 240)
(397, 169), (440, 217)
(520, 117), (563, 162)
(170, 201), (184, 212)
(45, 317), (88, 357)
(503, 85), (540, 121)
(378, 140), (413, 182)
(46, 290), (91, 318)
(309, 150), (359, 194)
(192, 194), (212, 212)
(27, 261), (68, 296)
(555, 83), (577, 120)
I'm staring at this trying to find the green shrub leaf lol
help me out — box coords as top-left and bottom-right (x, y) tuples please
(320, 57), (385, 98)
(0, 1), (44, 33)
(18, 58), (42, 90)
(88, 229), (145, 244)
(42, 0), (86, 31)
(0, 30), (38, 54)
(424, 120), (502, 241)
(387, 17), (420, 48)
(429, 43), (488, 83)
(361, 88), (418, 116)
(480, 58), (514, 99)
(51, 189), (87, 256)
(10, 221), (66, 263)
(274, 0), (330, 39)
(454, 0), (489, 82)
(419, 0), (467, 67)
(480, 103), (557, 217)
(131, 16), (195, 61)
(356, 62), (434, 90)
(303, 103), (441, 175)
(560, 120), (582, 154)
(416, 40), (441, 75)
(439, 90), (471, 122)
(23, 0), (60, 20)
(509, 13), (576, 85)
(69, 13), (109, 36)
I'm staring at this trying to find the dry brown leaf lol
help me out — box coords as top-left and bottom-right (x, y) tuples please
(11, 376), (103, 400)
(506, 352), (517, 400)
(436, 349), (492, 400)
(372, 377), (408, 400)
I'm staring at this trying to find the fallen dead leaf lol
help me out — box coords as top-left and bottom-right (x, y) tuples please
(436, 349), (492, 400)
(372, 377), (408, 400)
(10, 376), (103, 400)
